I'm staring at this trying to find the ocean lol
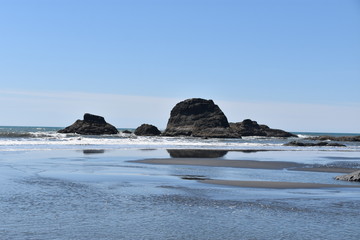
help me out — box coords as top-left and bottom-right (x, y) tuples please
(0, 126), (359, 239)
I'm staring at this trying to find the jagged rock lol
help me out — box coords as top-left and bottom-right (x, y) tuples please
(335, 170), (360, 182)
(230, 119), (297, 138)
(134, 124), (161, 136)
(58, 113), (118, 135)
(162, 98), (241, 138)
(284, 141), (346, 147)
(307, 136), (360, 142)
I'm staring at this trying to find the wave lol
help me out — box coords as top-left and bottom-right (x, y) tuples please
(1, 135), (359, 152)
(0, 132), (46, 138)
(0, 130), (133, 139)
(0, 127), (359, 152)
(0, 131), (64, 138)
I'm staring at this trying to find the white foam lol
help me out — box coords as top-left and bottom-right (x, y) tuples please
(0, 131), (359, 152)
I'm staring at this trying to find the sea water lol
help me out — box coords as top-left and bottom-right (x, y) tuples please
(0, 126), (360, 240)
(1, 126), (360, 152)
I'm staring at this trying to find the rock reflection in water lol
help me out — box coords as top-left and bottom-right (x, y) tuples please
(167, 149), (228, 158)
(83, 149), (105, 154)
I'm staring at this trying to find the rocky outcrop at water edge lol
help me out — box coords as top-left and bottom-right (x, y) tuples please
(307, 136), (360, 142)
(284, 141), (346, 147)
(335, 170), (360, 182)
(230, 119), (297, 138)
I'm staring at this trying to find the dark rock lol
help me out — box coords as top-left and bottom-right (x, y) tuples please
(230, 119), (297, 138)
(83, 113), (106, 124)
(180, 175), (210, 180)
(167, 149), (228, 158)
(230, 119), (266, 137)
(58, 113), (118, 135)
(192, 127), (241, 138)
(284, 141), (346, 147)
(335, 170), (360, 182)
(134, 124), (161, 136)
(162, 98), (241, 138)
(122, 130), (132, 134)
(83, 149), (105, 154)
(307, 135), (360, 142)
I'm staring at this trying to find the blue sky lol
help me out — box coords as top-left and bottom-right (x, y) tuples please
(1, 0), (359, 132)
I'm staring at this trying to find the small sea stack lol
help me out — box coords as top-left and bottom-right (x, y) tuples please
(134, 124), (161, 136)
(58, 113), (119, 135)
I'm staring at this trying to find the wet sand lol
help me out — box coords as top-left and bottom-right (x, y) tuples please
(133, 158), (360, 189)
(134, 158), (355, 173)
(200, 179), (360, 189)
(293, 167), (355, 173)
(134, 158), (303, 170)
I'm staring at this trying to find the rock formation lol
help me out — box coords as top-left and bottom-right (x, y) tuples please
(284, 141), (346, 147)
(335, 170), (360, 182)
(230, 119), (297, 138)
(58, 113), (119, 135)
(162, 98), (241, 138)
(134, 124), (161, 136)
(162, 98), (297, 138)
(307, 136), (360, 142)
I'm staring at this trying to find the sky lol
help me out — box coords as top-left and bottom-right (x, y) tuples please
(0, 0), (359, 132)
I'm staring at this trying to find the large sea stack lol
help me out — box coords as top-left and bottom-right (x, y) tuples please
(58, 113), (119, 135)
(162, 98), (240, 138)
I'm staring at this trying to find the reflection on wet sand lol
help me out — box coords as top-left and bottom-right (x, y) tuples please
(83, 149), (105, 154)
(167, 149), (228, 158)
(167, 149), (279, 158)
(136, 157), (357, 174)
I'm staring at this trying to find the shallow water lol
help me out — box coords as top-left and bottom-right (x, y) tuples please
(0, 148), (359, 240)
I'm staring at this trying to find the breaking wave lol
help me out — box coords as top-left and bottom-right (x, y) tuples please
(0, 127), (359, 152)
